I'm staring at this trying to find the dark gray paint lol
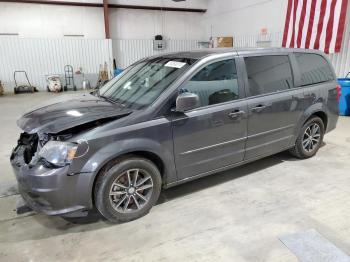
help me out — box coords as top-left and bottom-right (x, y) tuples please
(10, 48), (339, 216)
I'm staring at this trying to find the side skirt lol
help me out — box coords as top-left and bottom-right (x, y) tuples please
(163, 145), (293, 189)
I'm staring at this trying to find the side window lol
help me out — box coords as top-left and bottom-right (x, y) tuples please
(295, 53), (334, 86)
(183, 59), (239, 107)
(245, 55), (293, 96)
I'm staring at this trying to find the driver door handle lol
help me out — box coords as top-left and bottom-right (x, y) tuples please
(228, 110), (245, 119)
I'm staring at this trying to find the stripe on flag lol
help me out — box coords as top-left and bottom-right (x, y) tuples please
(282, 0), (348, 53)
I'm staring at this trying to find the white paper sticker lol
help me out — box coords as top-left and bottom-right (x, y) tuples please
(165, 61), (187, 68)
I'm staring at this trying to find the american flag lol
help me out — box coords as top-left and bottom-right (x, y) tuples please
(282, 0), (348, 53)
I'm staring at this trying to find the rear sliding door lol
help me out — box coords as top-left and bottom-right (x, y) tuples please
(242, 54), (302, 160)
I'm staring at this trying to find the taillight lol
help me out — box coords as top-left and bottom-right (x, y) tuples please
(336, 84), (341, 102)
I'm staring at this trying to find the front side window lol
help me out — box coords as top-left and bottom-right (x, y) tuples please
(99, 57), (196, 109)
(295, 53), (334, 86)
(245, 55), (293, 96)
(182, 59), (239, 107)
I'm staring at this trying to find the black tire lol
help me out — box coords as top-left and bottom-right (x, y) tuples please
(94, 156), (162, 223)
(289, 116), (324, 159)
(47, 86), (50, 92)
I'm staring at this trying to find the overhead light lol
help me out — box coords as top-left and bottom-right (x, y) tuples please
(172, 0), (186, 1)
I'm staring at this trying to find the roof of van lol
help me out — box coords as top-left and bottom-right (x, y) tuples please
(159, 47), (324, 60)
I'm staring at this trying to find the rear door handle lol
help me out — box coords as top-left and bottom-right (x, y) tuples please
(251, 104), (268, 112)
(228, 110), (245, 119)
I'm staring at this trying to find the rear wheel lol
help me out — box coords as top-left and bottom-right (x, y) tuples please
(94, 157), (162, 223)
(289, 116), (324, 159)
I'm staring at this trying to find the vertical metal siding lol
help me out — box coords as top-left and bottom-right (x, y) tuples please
(0, 32), (348, 93)
(112, 39), (200, 68)
(0, 38), (113, 91)
(328, 5), (350, 78)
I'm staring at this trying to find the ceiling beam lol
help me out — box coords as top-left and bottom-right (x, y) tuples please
(103, 0), (110, 39)
(0, 0), (207, 12)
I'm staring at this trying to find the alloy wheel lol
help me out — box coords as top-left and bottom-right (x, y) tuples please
(302, 123), (321, 153)
(109, 169), (153, 213)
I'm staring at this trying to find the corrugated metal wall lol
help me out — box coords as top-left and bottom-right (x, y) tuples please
(328, 5), (350, 78)
(234, 32), (283, 48)
(0, 33), (348, 92)
(112, 39), (200, 68)
(0, 38), (113, 91)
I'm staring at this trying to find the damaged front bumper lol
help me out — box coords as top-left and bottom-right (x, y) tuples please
(10, 141), (93, 217)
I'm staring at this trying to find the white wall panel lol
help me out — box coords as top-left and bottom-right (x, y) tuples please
(233, 32), (283, 48)
(328, 3), (350, 78)
(112, 39), (200, 68)
(0, 38), (112, 91)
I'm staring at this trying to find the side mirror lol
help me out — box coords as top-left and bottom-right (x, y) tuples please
(176, 92), (200, 112)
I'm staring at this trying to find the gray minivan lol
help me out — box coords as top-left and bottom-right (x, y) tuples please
(11, 48), (340, 222)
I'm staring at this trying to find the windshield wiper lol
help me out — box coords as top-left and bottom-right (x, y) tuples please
(99, 94), (118, 104)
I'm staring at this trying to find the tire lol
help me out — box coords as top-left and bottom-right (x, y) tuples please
(94, 156), (162, 223)
(289, 116), (324, 159)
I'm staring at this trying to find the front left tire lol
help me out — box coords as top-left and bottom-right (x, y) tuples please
(94, 156), (162, 223)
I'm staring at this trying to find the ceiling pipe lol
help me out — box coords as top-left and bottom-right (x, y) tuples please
(0, 0), (207, 12)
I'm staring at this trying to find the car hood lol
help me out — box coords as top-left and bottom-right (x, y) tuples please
(17, 93), (132, 134)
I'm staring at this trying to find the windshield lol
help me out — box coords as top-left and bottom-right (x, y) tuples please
(99, 57), (196, 109)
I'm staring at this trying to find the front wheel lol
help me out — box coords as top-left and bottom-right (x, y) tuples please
(94, 157), (162, 223)
(289, 116), (324, 159)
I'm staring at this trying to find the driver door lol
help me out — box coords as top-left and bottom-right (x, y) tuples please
(172, 58), (248, 180)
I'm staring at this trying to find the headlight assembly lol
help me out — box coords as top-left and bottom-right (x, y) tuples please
(39, 141), (78, 167)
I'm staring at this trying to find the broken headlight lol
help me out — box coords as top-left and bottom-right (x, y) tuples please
(38, 141), (78, 167)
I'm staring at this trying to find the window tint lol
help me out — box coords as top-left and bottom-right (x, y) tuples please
(245, 55), (293, 96)
(295, 53), (334, 86)
(182, 59), (239, 107)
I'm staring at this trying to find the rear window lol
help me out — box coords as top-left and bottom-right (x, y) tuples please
(244, 55), (293, 96)
(295, 53), (334, 86)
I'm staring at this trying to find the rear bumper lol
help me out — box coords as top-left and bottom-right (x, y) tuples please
(11, 157), (93, 216)
(326, 111), (338, 134)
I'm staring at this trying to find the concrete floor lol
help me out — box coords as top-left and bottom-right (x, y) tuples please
(1, 92), (350, 261)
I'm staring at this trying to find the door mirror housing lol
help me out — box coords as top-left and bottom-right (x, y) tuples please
(176, 92), (200, 112)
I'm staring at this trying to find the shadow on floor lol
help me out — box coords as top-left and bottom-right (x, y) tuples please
(0, 150), (303, 242)
(59, 150), (298, 225)
(158, 150), (295, 203)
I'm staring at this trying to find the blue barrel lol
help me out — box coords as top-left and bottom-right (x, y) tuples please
(338, 77), (350, 116)
(114, 68), (123, 77)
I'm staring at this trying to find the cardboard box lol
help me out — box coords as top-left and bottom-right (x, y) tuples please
(215, 37), (233, 48)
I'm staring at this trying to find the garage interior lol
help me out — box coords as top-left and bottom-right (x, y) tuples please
(0, 0), (350, 261)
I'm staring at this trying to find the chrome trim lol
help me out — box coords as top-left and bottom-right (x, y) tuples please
(179, 137), (246, 155)
(248, 124), (294, 138)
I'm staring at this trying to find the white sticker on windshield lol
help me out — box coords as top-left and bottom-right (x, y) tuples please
(165, 61), (187, 68)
